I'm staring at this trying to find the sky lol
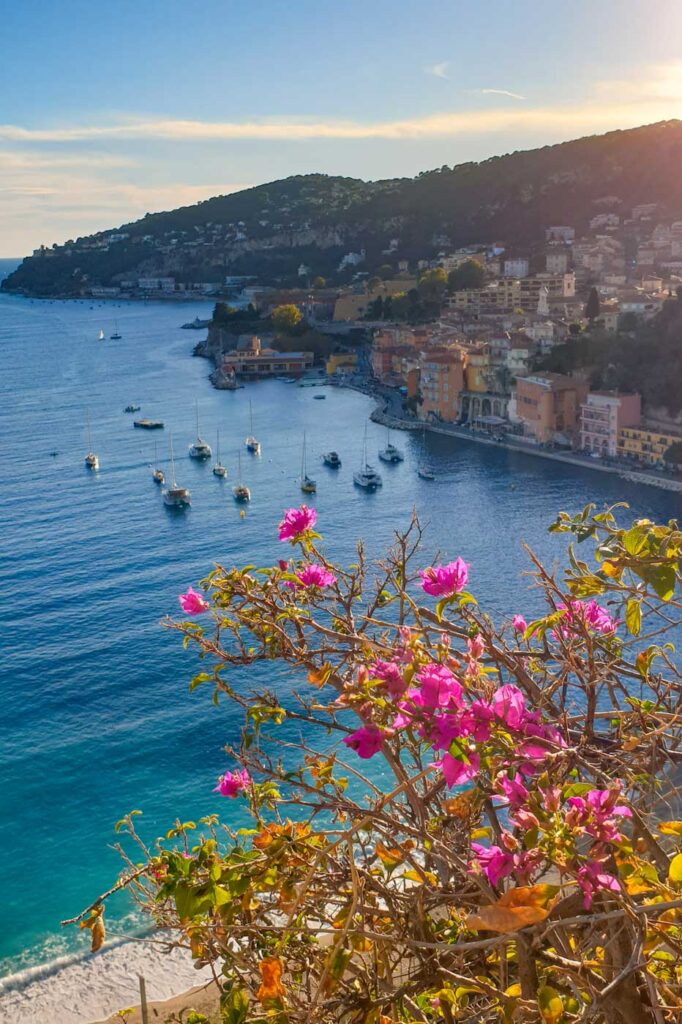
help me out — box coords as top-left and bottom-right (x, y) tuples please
(3, 0), (682, 256)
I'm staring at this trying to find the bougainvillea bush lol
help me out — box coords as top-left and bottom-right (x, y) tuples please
(71, 504), (682, 1023)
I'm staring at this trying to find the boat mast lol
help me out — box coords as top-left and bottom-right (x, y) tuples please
(86, 410), (92, 450)
(301, 431), (306, 480)
(195, 400), (200, 439)
(216, 429), (221, 463)
(170, 434), (177, 487)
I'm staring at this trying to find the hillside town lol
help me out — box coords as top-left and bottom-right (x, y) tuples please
(177, 198), (682, 485)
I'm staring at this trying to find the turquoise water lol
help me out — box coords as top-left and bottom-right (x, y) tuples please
(1, 264), (678, 975)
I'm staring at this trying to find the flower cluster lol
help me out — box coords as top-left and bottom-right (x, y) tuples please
(285, 562), (336, 590)
(557, 598), (618, 636)
(178, 587), (209, 615)
(420, 558), (469, 598)
(213, 768), (251, 798)
(278, 505), (317, 543)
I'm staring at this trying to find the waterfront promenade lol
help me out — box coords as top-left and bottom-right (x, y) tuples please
(343, 379), (682, 495)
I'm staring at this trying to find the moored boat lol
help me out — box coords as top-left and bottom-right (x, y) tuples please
(232, 450), (251, 502)
(134, 419), (164, 429)
(163, 436), (190, 509)
(300, 433), (316, 494)
(189, 401), (212, 460)
(378, 429), (404, 463)
(323, 451), (341, 468)
(152, 441), (165, 485)
(84, 411), (99, 470)
(354, 425), (382, 490)
(245, 400), (261, 454)
(212, 429), (227, 478)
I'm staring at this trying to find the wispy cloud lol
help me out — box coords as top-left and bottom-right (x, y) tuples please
(478, 88), (525, 101)
(424, 61), (449, 80)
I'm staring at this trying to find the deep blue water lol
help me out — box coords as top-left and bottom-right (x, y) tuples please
(0, 263), (678, 974)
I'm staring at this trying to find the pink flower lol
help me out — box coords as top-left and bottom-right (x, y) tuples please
(438, 751), (480, 787)
(415, 663), (463, 709)
(495, 772), (529, 807)
(492, 685), (526, 731)
(213, 768), (250, 798)
(512, 615), (527, 633)
(567, 788), (632, 843)
(371, 660), (407, 699)
(343, 724), (385, 759)
(291, 563), (336, 589)
(467, 634), (485, 659)
(420, 558), (469, 598)
(557, 599), (618, 637)
(278, 505), (317, 542)
(577, 861), (621, 909)
(470, 842), (515, 887)
(178, 587), (209, 615)
(460, 701), (494, 742)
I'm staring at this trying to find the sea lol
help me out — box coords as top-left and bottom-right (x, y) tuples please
(0, 257), (679, 1021)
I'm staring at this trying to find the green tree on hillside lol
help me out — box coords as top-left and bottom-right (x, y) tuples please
(271, 303), (303, 333)
(585, 286), (601, 322)
(448, 258), (485, 292)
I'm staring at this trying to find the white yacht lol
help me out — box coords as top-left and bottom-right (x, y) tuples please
(212, 429), (227, 478)
(245, 401), (261, 454)
(300, 432), (316, 494)
(378, 429), (404, 464)
(323, 451), (341, 468)
(84, 411), (99, 470)
(97, 329), (105, 342)
(163, 436), (191, 509)
(152, 441), (165, 485)
(232, 450), (251, 502)
(188, 401), (212, 460)
(354, 426), (382, 490)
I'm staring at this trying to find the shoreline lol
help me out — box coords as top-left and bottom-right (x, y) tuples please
(351, 383), (682, 495)
(0, 932), (216, 1024)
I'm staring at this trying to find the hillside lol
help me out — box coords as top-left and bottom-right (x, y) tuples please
(5, 120), (682, 296)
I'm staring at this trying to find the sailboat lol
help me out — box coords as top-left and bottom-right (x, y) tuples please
(354, 425), (382, 490)
(152, 440), (165, 485)
(300, 432), (316, 493)
(212, 429), (227, 478)
(188, 400), (212, 460)
(110, 320), (122, 340)
(84, 411), (99, 470)
(98, 329), (105, 342)
(417, 422), (436, 480)
(245, 401), (261, 454)
(232, 450), (251, 502)
(163, 435), (191, 508)
(378, 428), (404, 463)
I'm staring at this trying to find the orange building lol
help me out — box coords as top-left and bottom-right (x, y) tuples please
(419, 347), (468, 422)
(515, 372), (588, 444)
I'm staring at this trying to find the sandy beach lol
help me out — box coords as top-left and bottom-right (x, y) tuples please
(0, 934), (215, 1024)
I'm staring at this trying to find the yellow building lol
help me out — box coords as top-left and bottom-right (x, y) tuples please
(464, 347), (493, 392)
(618, 427), (681, 467)
(326, 351), (358, 375)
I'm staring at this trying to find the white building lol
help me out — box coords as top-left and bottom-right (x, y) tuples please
(503, 257), (530, 278)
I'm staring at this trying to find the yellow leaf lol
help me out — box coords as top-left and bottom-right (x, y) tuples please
(658, 821), (682, 836)
(91, 916), (105, 952)
(307, 665), (331, 687)
(538, 985), (563, 1024)
(256, 957), (285, 1004)
(467, 903), (548, 933)
(602, 561), (622, 579)
(375, 842), (405, 870)
(669, 852), (682, 883)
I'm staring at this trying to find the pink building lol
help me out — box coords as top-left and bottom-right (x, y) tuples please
(579, 392), (641, 457)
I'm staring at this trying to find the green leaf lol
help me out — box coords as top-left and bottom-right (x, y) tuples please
(625, 598), (642, 636)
